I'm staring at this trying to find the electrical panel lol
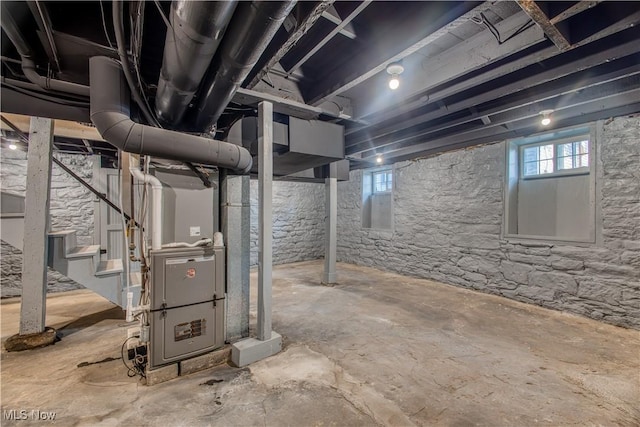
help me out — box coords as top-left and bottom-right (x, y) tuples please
(149, 246), (225, 368)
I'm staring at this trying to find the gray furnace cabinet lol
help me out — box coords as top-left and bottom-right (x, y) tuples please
(149, 246), (225, 368)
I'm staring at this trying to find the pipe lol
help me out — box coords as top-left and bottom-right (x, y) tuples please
(112, 0), (158, 126)
(89, 56), (253, 173)
(191, 1), (296, 131)
(0, 3), (90, 97)
(162, 238), (212, 249)
(130, 167), (163, 251)
(155, 0), (238, 125)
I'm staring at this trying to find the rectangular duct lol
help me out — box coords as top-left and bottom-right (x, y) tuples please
(227, 116), (345, 176)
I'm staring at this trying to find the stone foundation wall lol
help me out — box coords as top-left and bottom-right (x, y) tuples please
(337, 116), (640, 329)
(1, 149), (94, 297)
(250, 180), (325, 267)
(1, 147), (326, 294)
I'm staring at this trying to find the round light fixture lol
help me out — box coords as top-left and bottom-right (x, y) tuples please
(386, 62), (404, 91)
(540, 109), (553, 126)
(8, 143), (17, 150)
(376, 155), (383, 164)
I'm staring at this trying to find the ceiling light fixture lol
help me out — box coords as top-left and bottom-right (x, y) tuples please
(386, 62), (404, 90)
(540, 109), (553, 126)
(8, 143), (17, 150)
(376, 155), (383, 164)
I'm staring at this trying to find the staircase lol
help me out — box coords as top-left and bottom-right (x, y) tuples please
(48, 230), (140, 307)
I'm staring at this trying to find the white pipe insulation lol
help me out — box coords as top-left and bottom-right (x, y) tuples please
(130, 168), (163, 251)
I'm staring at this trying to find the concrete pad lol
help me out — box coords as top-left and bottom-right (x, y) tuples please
(179, 346), (231, 376)
(231, 332), (282, 367)
(145, 363), (179, 386)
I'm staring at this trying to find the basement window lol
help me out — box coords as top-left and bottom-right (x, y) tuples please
(373, 170), (393, 193)
(522, 139), (590, 178)
(362, 168), (394, 230)
(504, 125), (597, 243)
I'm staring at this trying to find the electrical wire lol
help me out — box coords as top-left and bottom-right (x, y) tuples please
(153, 0), (172, 29)
(99, 0), (114, 49)
(473, 13), (535, 45)
(130, 2), (159, 128)
(112, 0), (160, 127)
(121, 336), (146, 378)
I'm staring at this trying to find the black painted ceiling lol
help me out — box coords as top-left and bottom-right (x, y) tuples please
(2, 1), (639, 169)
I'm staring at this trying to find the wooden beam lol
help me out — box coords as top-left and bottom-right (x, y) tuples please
(286, 1), (372, 75)
(350, 11), (545, 122)
(517, 0), (570, 50)
(0, 113), (104, 141)
(82, 139), (94, 154)
(305, 2), (492, 105)
(550, 1), (602, 25)
(321, 6), (357, 39)
(246, 1), (335, 89)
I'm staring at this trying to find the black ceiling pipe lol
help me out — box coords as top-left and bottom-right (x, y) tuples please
(90, 56), (252, 173)
(155, 0), (238, 126)
(0, 2), (89, 97)
(190, 1), (296, 132)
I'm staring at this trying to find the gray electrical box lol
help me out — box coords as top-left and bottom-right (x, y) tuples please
(149, 246), (225, 368)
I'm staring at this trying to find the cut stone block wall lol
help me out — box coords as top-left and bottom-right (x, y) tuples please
(249, 180), (325, 267)
(337, 115), (640, 329)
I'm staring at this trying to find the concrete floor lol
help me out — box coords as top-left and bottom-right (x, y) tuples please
(1, 260), (639, 426)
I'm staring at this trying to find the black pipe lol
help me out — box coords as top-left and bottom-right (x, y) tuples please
(90, 56), (252, 173)
(190, 1), (296, 132)
(155, 0), (237, 126)
(0, 3), (89, 97)
(112, 0), (158, 127)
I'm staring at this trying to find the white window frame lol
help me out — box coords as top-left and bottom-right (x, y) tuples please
(520, 134), (591, 180)
(372, 169), (393, 193)
(361, 166), (395, 231)
(503, 123), (601, 246)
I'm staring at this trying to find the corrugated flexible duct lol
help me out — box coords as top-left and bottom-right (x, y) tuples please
(90, 56), (252, 173)
(155, 0), (238, 125)
(190, 1), (296, 132)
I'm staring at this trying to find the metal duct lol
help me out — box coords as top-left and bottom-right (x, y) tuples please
(191, 1), (296, 131)
(155, 0), (237, 125)
(0, 3), (89, 97)
(90, 56), (252, 173)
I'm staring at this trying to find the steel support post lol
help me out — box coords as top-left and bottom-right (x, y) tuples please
(222, 172), (251, 341)
(322, 162), (338, 285)
(257, 101), (273, 341)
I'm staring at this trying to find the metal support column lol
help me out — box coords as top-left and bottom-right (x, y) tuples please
(19, 117), (53, 335)
(231, 101), (282, 366)
(222, 172), (250, 341)
(257, 101), (273, 341)
(322, 162), (338, 285)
